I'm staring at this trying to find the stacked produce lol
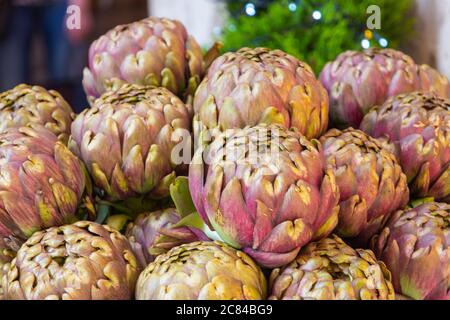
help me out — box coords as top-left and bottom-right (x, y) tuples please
(269, 235), (395, 300)
(320, 128), (409, 244)
(193, 47), (329, 142)
(189, 124), (340, 268)
(83, 17), (206, 104)
(2, 221), (142, 300)
(320, 48), (450, 128)
(126, 208), (204, 266)
(0, 84), (75, 143)
(69, 83), (192, 201)
(136, 241), (267, 300)
(360, 92), (450, 201)
(371, 202), (449, 300)
(0, 125), (86, 252)
(0, 15), (449, 301)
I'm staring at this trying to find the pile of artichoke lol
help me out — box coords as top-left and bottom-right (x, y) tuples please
(0, 16), (448, 300)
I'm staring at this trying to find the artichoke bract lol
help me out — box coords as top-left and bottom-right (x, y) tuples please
(189, 124), (340, 268)
(0, 267), (5, 300)
(320, 48), (450, 128)
(193, 47), (329, 142)
(360, 92), (450, 201)
(69, 84), (192, 201)
(0, 242), (14, 301)
(371, 202), (449, 300)
(3, 221), (142, 300)
(0, 125), (86, 251)
(0, 263), (6, 301)
(136, 241), (267, 300)
(83, 17), (205, 103)
(126, 208), (205, 266)
(269, 235), (395, 300)
(0, 84), (75, 143)
(320, 128), (409, 244)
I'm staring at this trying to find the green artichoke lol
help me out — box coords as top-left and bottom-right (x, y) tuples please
(360, 92), (450, 201)
(126, 208), (206, 266)
(3, 221), (142, 300)
(193, 47), (329, 143)
(320, 128), (409, 244)
(189, 124), (340, 268)
(0, 84), (75, 143)
(136, 241), (267, 300)
(269, 235), (395, 300)
(371, 202), (449, 300)
(83, 17), (205, 104)
(320, 48), (450, 128)
(0, 125), (86, 251)
(69, 84), (192, 201)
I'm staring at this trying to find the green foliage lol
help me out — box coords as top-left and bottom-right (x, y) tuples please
(220, 0), (415, 74)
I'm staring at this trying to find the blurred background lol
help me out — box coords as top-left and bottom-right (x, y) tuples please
(0, 0), (449, 112)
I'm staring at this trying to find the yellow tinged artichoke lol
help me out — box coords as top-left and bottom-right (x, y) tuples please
(0, 84), (75, 143)
(3, 221), (142, 300)
(69, 84), (193, 201)
(136, 241), (267, 300)
(0, 125), (86, 251)
(269, 235), (395, 300)
(193, 47), (329, 143)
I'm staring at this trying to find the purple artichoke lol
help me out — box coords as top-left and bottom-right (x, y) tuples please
(320, 48), (450, 128)
(193, 47), (329, 142)
(371, 202), (449, 300)
(360, 92), (450, 201)
(320, 128), (409, 244)
(126, 208), (205, 266)
(189, 124), (340, 268)
(0, 125), (86, 251)
(83, 17), (205, 103)
(69, 84), (193, 201)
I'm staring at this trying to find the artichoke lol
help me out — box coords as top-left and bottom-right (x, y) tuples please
(0, 84), (75, 143)
(193, 47), (329, 142)
(3, 221), (142, 300)
(360, 92), (450, 201)
(189, 124), (340, 268)
(320, 128), (409, 244)
(83, 17), (205, 103)
(136, 241), (267, 300)
(320, 48), (450, 128)
(69, 84), (192, 201)
(269, 235), (395, 300)
(0, 125), (86, 251)
(126, 208), (206, 266)
(371, 202), (449, 300)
